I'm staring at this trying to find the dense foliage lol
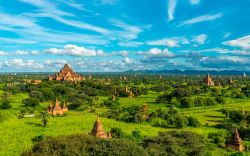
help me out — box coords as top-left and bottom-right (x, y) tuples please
(23, 131), (207, 156)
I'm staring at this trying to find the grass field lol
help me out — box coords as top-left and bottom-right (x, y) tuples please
(1, 86), (250, 155)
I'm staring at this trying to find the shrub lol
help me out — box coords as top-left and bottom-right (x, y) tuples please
(187, 116), (201, 127)
(22, 135), (147, 156)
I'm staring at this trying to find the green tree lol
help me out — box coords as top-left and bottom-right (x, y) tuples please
(0, 92), (11, 109)
(40, 111), (49, 127)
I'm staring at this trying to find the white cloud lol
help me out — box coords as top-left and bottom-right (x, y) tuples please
(31, 50), (39, 55)
(118, 41), (143, 47)
(223, 35), (250, 49)
(108, 18), (143, 40)
(168, 0), (177, 21)
(190, 0), (200, 5)
(180, 13), (223, 26)
(147, 37), (189, 47)
(149, 48), (175, 57)
(192, 34), (207, 44)
(46, 44), (104, 56)
(111, 50), (128, 57)
(0, 51), (8, 56)
(123, 57), (133, 64)
(4, 59), (43, 69)
(15, 50), (29, 55)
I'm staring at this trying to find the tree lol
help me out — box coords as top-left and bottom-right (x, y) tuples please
(22, 98), (40, 107)
(40, 111), (49, 127)
(0, 92), (11, 109)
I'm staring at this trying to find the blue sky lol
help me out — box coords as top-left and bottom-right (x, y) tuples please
(0, 0), (249, 72)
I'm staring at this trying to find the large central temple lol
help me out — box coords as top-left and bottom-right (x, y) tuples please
(48, 64), (84, 82)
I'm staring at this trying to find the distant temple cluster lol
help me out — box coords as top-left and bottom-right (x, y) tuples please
(48, 98), (68, 116)
(91, 116), (112, 138)
(48, 64), (84, 82)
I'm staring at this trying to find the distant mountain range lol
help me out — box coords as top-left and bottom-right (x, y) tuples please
(123, 69), (250, 76)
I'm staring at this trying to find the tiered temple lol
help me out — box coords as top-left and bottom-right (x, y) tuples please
(226, 128), (244, 152)
(48, 64), (84, 82)
(204, 74), (214, 86)
(48, 98), (68, 116)
(91, 116), (112, 138)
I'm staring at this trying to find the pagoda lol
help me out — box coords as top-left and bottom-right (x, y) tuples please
(226, 128), (244, 152)
(48, 98), (68, 116)
(204, 74), (214, 86)
(48, 64), (84, 82)
(91, 116), (112, 138)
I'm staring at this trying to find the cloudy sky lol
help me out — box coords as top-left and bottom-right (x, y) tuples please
(0, 0), (249, 72)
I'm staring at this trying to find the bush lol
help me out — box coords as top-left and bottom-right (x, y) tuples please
(22, 135), (147, 156)
(144, 131), (207, 156)
(0, 98), (11, 109)
(187, 116), (201, 127)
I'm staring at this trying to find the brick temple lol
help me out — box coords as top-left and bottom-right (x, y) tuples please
(48, 64), (84, 82)
(48, 98), (68, 116)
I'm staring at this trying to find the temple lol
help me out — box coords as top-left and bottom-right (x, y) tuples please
(225, 128), (244, 152)
(228, 78), (234, 85)
(48, 64), (84, 82)
(125, 85), (133, 97)
(204, 74), (214, 86)
(91, 116), (112, 138)
(48, 99), (68, 116)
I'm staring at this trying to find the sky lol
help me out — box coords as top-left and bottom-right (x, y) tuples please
(0, 0), (249, 72)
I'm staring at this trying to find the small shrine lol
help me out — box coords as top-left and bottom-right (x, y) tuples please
(91, 116), (112, 138)
(225, 128), (245, 152)
(48, 98), (68, 116)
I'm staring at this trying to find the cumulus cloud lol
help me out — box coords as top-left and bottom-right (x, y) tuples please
(138, 48), (175, 58)
(180, 13), (223, 26)
(4, 59), (43, 69)
(192, 34), (207, 44)
(223, 35), (250, 49)
(168, 0), (177, 21)
(46, 44), (104, 56)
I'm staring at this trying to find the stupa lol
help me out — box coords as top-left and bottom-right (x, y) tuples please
(91, 116), (112, 138)
(226, 128), (244, 152)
